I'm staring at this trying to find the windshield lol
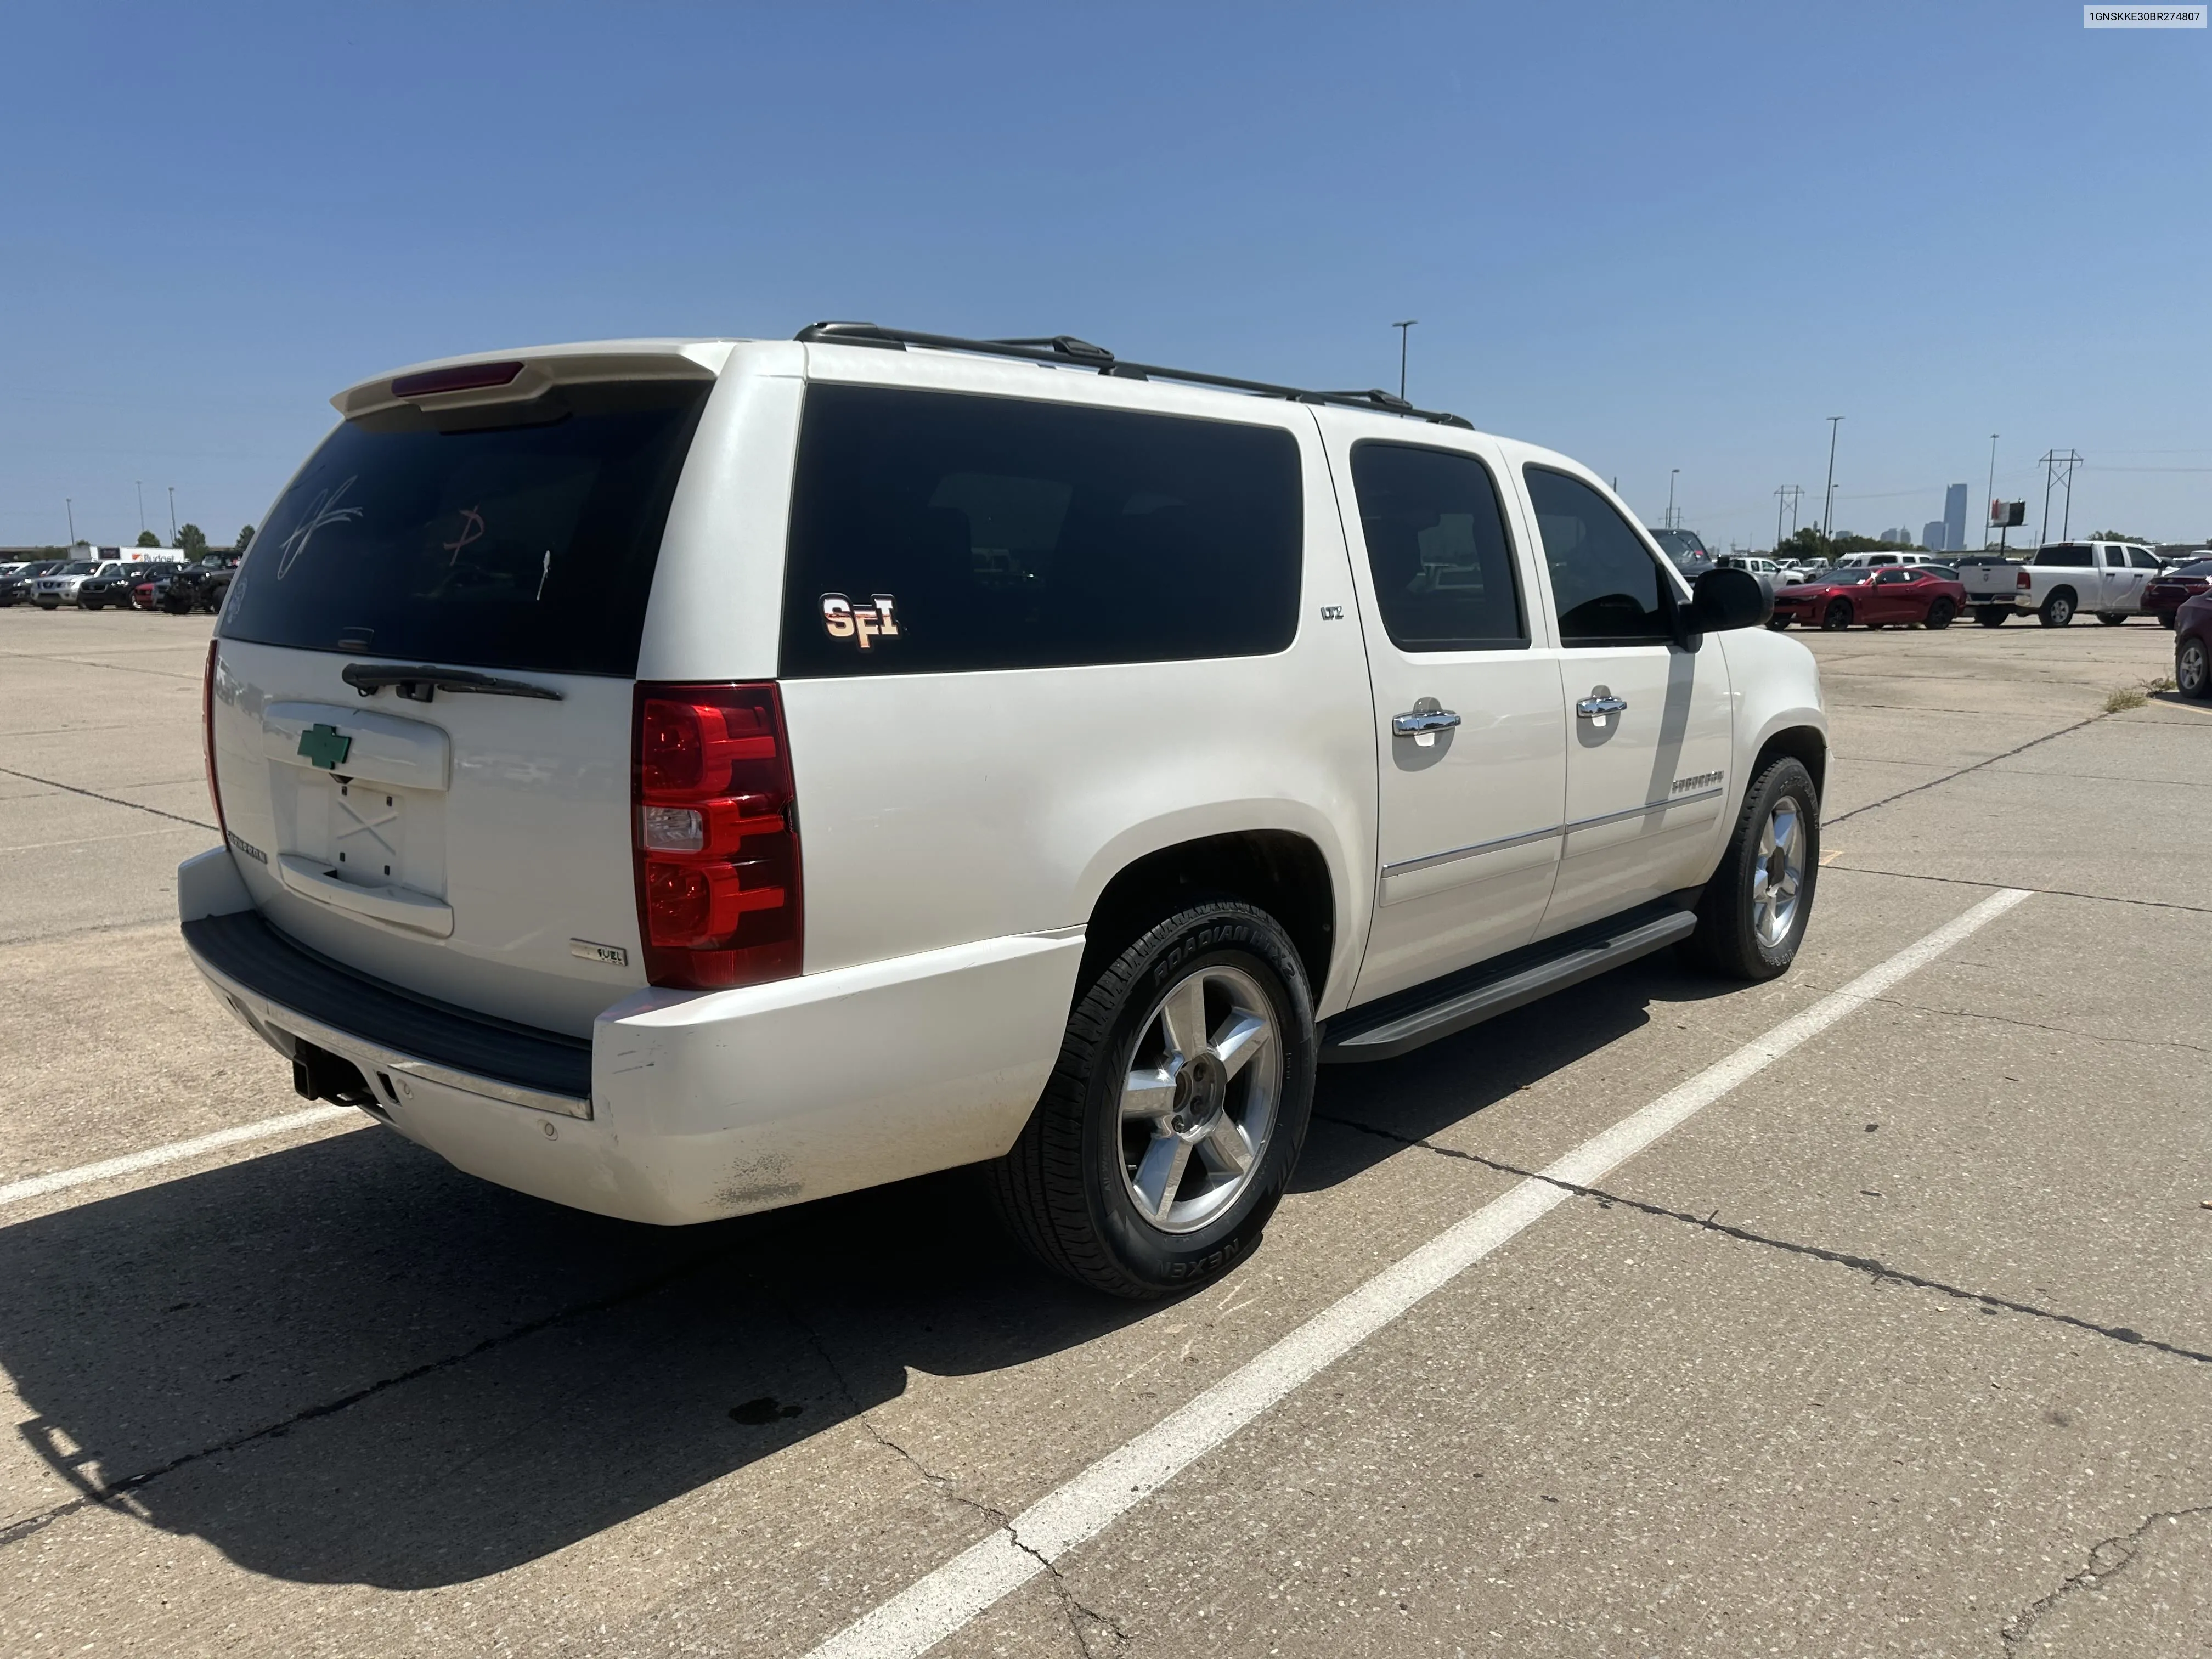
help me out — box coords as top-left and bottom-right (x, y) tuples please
(53, 561), (97, 575)
(222, 379), (710, 675)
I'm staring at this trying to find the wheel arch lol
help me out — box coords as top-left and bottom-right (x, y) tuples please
(1079, 829), (1341, 1013)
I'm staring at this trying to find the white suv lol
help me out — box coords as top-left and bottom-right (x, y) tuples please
(180, 325), (1827, 1296)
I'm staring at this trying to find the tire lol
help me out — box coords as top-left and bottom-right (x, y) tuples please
(1821, 600), (1853, 631)
(2159, 613), (2176, 630)
(1974, 607), (2010, 628)
(81, 600), (102, 612)
(1924, 599), (1955, 630)
(2096, 612), (2126, 627)
(1678, 756), (1819, 982)
(2040, 590), (2076, 628)
(1765, 615), (1791, 631)
(2179, 635), (2211, 701)
(990, 901), (1316, 1297)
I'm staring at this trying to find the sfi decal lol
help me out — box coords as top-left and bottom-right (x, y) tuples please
(820, 592), (902, 650)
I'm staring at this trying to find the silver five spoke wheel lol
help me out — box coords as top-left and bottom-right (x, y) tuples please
(1751, 793), (1807, 948)
(1119, 965), (1281, 1233)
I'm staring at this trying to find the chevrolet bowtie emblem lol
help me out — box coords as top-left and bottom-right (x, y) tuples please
(298, 723), (353, 770)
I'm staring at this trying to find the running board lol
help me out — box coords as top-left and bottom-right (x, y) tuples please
(1320, 906), (1698, 1064)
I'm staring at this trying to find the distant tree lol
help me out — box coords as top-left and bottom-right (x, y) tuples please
(2089, 529), (2149, 544)
(135, 529), (160, 548)
(177, 523), (208, 556)
(234, 524), (255, 558)
(1775, 526), (1921, 563)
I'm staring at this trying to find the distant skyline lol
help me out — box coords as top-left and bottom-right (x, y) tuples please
(3, 2), (2208, 551)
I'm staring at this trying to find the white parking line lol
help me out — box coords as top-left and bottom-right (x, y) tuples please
(0, 1105), (359, 1214)
(804, 887), (2035, 1659)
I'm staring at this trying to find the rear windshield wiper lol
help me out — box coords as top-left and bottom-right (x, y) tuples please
(341, 663), (563, 703)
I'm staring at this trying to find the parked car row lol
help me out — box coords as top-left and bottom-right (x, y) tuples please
(1768, 563), (1966, 631)
(0, 555), (238, 613)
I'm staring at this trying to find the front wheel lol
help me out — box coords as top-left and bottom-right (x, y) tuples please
(1975, 607), (2011, 628)
(2040, 591), (2076, 628)
(1765, 615), (1791, 631)
(1678, 757), (1819, 982)
(990, 901), (1316, 1297)
(1821, 600), (1853, 631)
(2159, 613), (2176, 630)
(1924, 599), (1955, 630)
(2179, 635), (2210, 701)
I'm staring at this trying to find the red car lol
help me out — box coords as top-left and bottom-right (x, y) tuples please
(2176, 591), (2212, 700)
(2145, 557), (2212, 630)
(1768, 564), (1967, 631)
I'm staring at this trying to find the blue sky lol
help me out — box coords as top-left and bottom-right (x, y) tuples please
(4, 1), (2208, 551)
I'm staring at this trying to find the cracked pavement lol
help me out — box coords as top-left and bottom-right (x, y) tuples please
(0, 610), (2207, 1656)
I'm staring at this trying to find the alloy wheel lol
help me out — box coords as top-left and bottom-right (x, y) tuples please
(1751, 794), (1807, 949)
(1118, 964), (1282, 1234)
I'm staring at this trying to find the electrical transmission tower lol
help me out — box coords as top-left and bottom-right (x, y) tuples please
(1774, 484), (1804, 551)
(2036, 450), (2082, 547)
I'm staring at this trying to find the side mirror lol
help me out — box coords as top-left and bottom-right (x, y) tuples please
(1686, 566), (1770, 639)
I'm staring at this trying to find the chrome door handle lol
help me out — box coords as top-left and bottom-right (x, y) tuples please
(1391, 702), (1462, 737)
(1576, 693), (1628, 724)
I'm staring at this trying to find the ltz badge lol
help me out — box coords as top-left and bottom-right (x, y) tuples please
(820, 592), (901, 650)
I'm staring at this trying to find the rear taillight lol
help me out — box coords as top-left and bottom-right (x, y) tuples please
(202, 641), (226, 835)
(2017, 569), (2032, 589)
(631, 683), (802, 990)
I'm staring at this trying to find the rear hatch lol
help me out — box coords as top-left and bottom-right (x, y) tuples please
(209, 356), (717, 1036)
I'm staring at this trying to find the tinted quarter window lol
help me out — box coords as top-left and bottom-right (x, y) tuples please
(780, 386), (1302, 676)
(1525, 466), (1673, 645)
(1349, 442), (1525, 651)
(220, 379), (710, 676)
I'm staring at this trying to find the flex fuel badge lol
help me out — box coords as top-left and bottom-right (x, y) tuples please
(298, 723), (353, 770)
(820, 592), (901, 650)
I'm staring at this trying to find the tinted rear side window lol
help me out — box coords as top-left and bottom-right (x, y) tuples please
(2035, 545), (2093, 567)
(221, 380), (710, 676)
(780, 386), (1301, 676)
(1349, 442), (1526, 651)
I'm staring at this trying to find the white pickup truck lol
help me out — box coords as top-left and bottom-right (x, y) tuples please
(180, 324), (1829, 1296)
(1965, 540), (2164, 628)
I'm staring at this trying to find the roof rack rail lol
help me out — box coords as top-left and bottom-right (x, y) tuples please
(793, 321), (1474, 429)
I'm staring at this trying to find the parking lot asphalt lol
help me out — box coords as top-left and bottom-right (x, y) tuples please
(0, 605), (2204, 1657)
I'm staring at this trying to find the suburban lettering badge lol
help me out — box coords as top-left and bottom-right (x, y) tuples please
(820, 592), (901, 650)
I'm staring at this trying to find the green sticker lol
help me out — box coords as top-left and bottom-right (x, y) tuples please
(298, 723), (353, 770)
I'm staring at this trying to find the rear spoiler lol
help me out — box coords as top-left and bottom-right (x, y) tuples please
(331, 340), (735, 422)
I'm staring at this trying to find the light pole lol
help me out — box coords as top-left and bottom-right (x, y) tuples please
(1984, 434), (1999, 549)
(167, 486), (178, 543)
(1821, 416), (1843, 543)
(65, 498), (76, 545)
(137, 480), (146, 538)
(1392, 320), (1417, 402)
(1666, 469), (1679, 531)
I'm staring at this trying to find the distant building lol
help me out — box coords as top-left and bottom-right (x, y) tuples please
(1944, 484), (1968, 553)
(1923, 520), (1948, 552)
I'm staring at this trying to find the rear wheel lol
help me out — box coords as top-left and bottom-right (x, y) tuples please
(1975, 607), (2011, 628)
(2040, 590), (2076, 628)
(1821, 600), (1853, 631)
(2097, 612), (2126, 626)
(1679, 757), (1819, 982)
(1924, 599), (1955, 630)
(2179, 635), (2210, 701)
(990, 901), (1316, 1297)
(2159, 613), (2176, 630)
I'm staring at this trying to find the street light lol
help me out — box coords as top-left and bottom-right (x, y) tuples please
(1392, 320), (1417, 402)
(137, 480), (146, 538)
(65, 498), (75, 545)
(1667, 469), (1680, 531)
(167, 486), (178, 544)
(1984, 434), (1999, 549)
(1821, 416), (1843, 541)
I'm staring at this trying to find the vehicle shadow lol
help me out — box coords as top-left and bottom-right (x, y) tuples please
(0, 951), (1730, 1592)
(1294, 950), (1736, 1191)
(0, 1131), (1141, 1591)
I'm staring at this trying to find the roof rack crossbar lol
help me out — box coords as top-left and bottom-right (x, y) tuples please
(794, 321), (1472, 428)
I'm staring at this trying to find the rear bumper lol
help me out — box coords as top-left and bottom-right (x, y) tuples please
(177, 848), (1081, 1226)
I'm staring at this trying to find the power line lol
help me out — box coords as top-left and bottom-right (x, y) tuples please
(2036, 449), (2082, 545)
